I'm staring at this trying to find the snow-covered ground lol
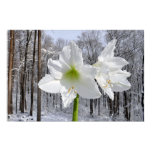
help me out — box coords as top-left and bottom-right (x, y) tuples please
(8, 111), (112, 122)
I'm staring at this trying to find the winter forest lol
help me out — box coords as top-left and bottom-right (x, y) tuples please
(7, 30), (144, 121)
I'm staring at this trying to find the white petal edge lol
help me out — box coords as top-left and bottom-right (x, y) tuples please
(103, 87), (114, 100)
(48, 59), (63, 79)
(109, 70), (131, 82)
(38, 74), (62, 93)
(59, 41), (83, 68)
(111, 79), (131, 92)
(98, 39), (117, 60)
(105, 57), (129, 70)
(69, 41), (83, 67)
(59, 45), (71, 67)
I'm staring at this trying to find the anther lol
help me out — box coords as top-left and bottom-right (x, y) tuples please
(107, 80), (111, 84)
(74, 90), (77, 94)
(103, 84), (108, 88)
(68, 88), (71, 93)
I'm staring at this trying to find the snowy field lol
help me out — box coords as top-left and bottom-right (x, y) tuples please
(8, 111), (112, 122)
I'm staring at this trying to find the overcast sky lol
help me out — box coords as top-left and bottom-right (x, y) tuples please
(45, 30), (107, 46)
(45, 30), (82, 41)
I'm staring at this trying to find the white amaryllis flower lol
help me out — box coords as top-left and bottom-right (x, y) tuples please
(94, 39), (131, 100)
(38, 41), (101, 107)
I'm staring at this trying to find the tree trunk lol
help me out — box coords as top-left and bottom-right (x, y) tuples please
(90, 99), (93, 117)
(114, 93), (119, 117)
(8, 30), (15, 114)
(117, 93), (119, 115)
(37, 30), (42, 121)
(98, 98), (100, 116)
(18, 41), (22, 112)
(24, 72), (27, 110)
(15, 72), (19, 114)
(60, 94), (62, 111)
(21, 30), (32, 113)
(30, 30), (37, 116)
(20, 70), (23, 111)
(108, 97), (113, 116)
(123, 91), (129, 121)
(27, 70), (30, 94)
(141, 55), (144, 120)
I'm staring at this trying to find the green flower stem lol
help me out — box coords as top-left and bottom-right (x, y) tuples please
(72, 94), (79, 121)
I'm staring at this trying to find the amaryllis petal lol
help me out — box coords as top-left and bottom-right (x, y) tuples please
(95, 75), (114, 100)
(103, 87), (114, 100)
(109, 70), (131, 82)
(48, 59), (63, 79)
(60, 86), (77, 108)
(109, 70), (131, 92)
(69, 41), (83, 67)
(105, 57), (128, 69)
(75, 74), (101, 99)
(60, 41), (83, 68)
(98, 39), (117, 60)
(79, 64), (97, 79)
(111, 79), (131, 92)
(38, 74), (62, 93)
(60, 45), (71, 67)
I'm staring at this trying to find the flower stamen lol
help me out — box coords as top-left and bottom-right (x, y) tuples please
(68, 86), (75, 94)
(103, 80), (112, 88)
(107, 80), (111, 84)
(68, 88), (72, 93)
(103, 84), (108, 88)
(74, 90), (77, 94)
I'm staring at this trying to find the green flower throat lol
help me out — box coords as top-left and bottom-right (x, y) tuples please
(63, 65), (80, 81)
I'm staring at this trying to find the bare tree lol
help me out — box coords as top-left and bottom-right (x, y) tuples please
(8, 30), (15, 114)
(20, 30), (32, 113)
(37, 30), (42, 121)
(55, 38), (68, 52)
(30, 30), (37, 116)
